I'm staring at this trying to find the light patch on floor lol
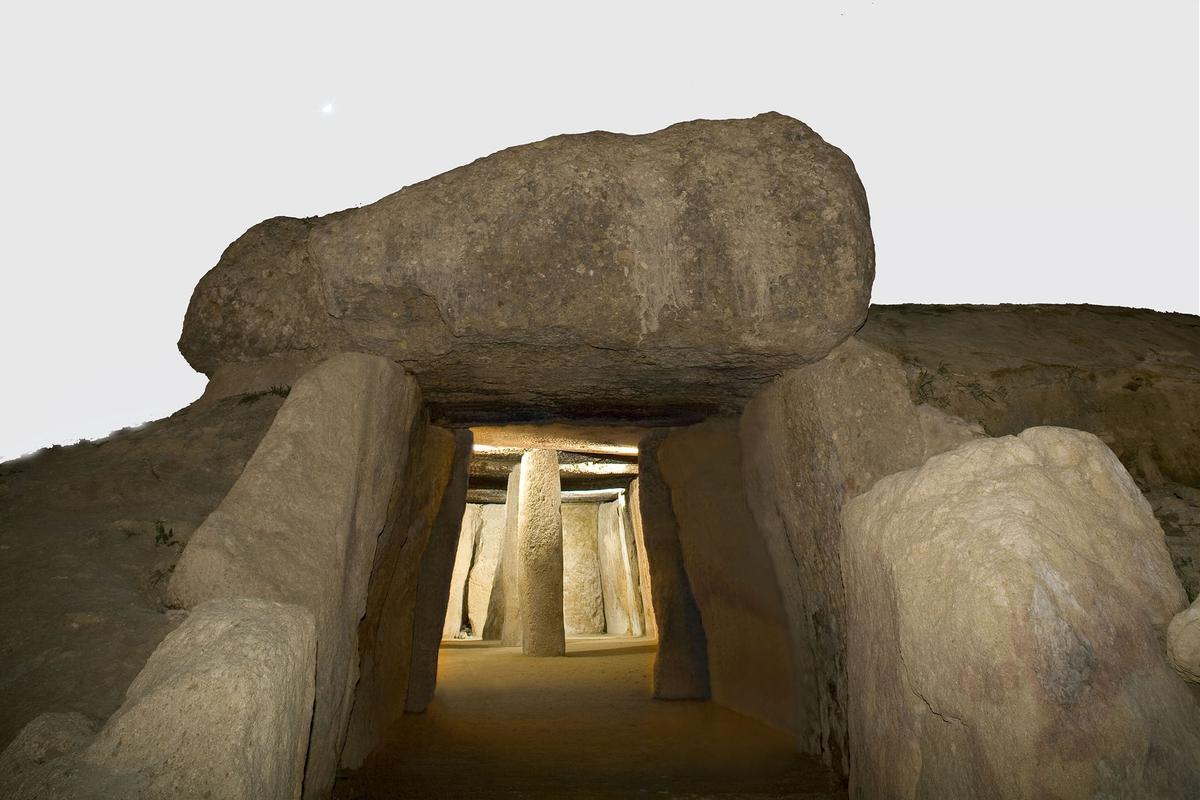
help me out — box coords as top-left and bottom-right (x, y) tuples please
(335, 636), (845, 799)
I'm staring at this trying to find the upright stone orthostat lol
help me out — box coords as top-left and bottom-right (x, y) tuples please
(464, 504), (506, 636)
(597, 502), (635, 636)
(617, 494), (647, 635)
(166, 352), (423, 800)
(483, 467), (523, 645)
(517, 450), (566, 657)
(442, 505), (481, 639)
(659, 419), (798, 738)
(404, 429), (472, 713)
(627, 480), (659, 638)
(738, 337), (981, 773)
(637, 434), (711, 700)
(561, 503), (606, 635)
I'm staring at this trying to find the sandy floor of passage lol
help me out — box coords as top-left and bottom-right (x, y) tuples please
(334, 636), (846, 799)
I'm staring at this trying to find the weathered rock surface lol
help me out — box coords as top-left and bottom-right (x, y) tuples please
(1, 598), (317, 800)
(658, 419), (798, 736)
(442, 505), (481, 638)
(0, 392), (282, 751)
(562, 503), (606, 635)
(90, 598), (316, 800)
(628, 480), (658, 639)
(1168, 597), (1200, 684)
(464, 504), (506, 636)
(518, 450), (566, 656)
(182, 113), (874, 422)
(860, 304), (1200, 486)
(637, 434), (710, 699)
(0, 712), (96, 791)
(166, 352), (424, 799)
(342, 418), (458, 767)
(617, 495), (648, 635)
(738, 337), (981, 772)
(841, 427), (1200, 799)
(597, 501), (640, 636)
(405, 430), (472, 713)
(484, 468), (523, 645)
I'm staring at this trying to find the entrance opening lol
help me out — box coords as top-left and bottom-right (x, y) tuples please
(444, 433), (648, 645)
(334, 423), (847, 799)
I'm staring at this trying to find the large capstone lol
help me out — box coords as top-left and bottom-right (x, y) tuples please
(181, 113), (874, 422)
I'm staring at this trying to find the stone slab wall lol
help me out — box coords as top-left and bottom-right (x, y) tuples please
(562, 502), (606, 635)
(658, 419), (798, 736)
(0, 598), (316, 800)
(404, 430), (472, 712)
(628, 479), (658, 639)
(442, 504), (481, 638)
(465, 505), (506, 636)
(842, 428), (1200, 799)
(738, 337), (980, 773)
(165, 352), (426, 799)
(637, 433), (710, 699)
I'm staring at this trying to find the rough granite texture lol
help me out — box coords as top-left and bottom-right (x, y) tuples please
(659, 419), (798, 737)
(738, 337), (982, 774)
(165, 353), (424, 800)
(0, 713), (97, 792)
(637, 434), (711, 700)
(841, 427), (1200, 799)
(181, 113), (874, 423)
(1168, 597), (1200, 684)
(1, 598), (317, 800)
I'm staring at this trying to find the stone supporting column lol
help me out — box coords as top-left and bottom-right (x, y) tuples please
(517, 449), (566, 656)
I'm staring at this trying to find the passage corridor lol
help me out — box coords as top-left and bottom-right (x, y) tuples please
(334, 637), (846, 799)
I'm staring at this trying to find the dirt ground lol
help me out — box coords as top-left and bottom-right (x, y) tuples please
(334, 636), (846, 800)
(0, 393), (282, 749)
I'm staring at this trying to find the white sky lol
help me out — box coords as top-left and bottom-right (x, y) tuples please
(1, 1), (1197, 462)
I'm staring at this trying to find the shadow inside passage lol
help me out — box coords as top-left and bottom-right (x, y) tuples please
(334, 637), (846, 800)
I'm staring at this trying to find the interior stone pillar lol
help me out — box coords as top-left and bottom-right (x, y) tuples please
(518, 449), (566, 656)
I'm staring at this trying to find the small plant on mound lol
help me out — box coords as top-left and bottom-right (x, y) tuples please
(153, 520), (179, 547)
(237, 385), (291, 405)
